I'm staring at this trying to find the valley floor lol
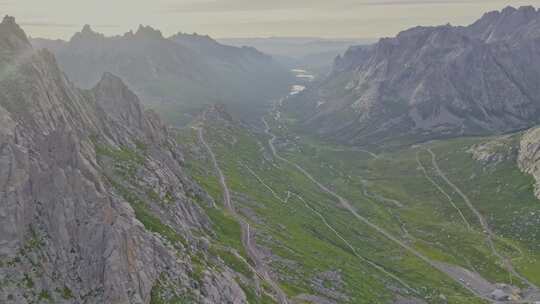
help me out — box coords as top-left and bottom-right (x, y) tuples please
(177, 100), (540, 304)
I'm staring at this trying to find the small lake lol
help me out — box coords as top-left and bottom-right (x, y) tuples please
(290, 68), (314, 95)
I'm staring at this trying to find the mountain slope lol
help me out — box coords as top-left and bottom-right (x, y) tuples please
(178, 101), (540, 303)
(0, 16), (252, 303)
(286, 6), (540, 147)
(31, 26), (292, 125)
(219, 37), (374, 75)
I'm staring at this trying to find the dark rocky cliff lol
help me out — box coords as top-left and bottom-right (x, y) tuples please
(288, 6), (540, 147)
(0, 16), (247, 303)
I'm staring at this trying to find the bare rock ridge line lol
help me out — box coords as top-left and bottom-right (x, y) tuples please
(241, 161), (418, 294)
(290, 6), (540, 146)
(261, 116), (501, 302)
(518, 127), (540, 200)
(0, 16), (250, 303)
(415, 151), (472, 230)
(196, 118), (289, 304)
(30, 21), (291, 127)
(425, 148), (539, 291)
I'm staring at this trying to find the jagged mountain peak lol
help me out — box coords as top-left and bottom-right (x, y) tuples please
(170, 32), (216, 44)
(290, 5), (540, 146)
(501, 5), (518, 14)
(135, 24), (163, 39)
(468, 5), (540, 42)
(81, 24), (95, 35)
(96, 71), (125, 87)
(69, 23), (164, 43)
(0, 15), (31, 54)
(28, 18), (290, 126)
(2, 15), (17, 26)
(69, 23), (105, 43)
(0, 17), (252, 303)
(499, 5), (538, 15)
(392, 24), (466, 45)
(92, 72), (145, 130)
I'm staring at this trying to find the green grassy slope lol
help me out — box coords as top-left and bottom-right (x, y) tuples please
(174, 113), (540, 303)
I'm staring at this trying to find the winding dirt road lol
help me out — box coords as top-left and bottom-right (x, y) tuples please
(325, 147), (380, 159)
(261, 116), (507, 303)
(197, 124), (289, 304)
(291, 192), (418, 294)
(416, 151), (472, 230)
(424, 148), (539, 292)
(241, 161), (418, 293)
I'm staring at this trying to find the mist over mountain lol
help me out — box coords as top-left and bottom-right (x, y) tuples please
(219, 37), (374, 75)
(4, 3), (540, 304)
(32, 25), (292, 125)
(286, 6), (540, 147)
(0, 16), (260, 303)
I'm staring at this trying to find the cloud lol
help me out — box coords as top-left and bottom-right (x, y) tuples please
(19, 22), (79, 28)
(350, 0), (490, 5)
(19, 21), (120, 29)
(7, 0), (540, 39)
(162, 0), (496, 13)
(162, 0), (313, 13)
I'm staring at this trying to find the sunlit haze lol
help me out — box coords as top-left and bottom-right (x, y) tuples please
(3, 0), (540, 39)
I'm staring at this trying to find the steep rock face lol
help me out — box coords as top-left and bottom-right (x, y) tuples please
(0, 15), (31, 56)
(170, 32), (273, 67)
(0, 16), (246, 304)
(31, 25), (292, 125)
(288, 6), (540, 146)
(519, 127), (540, 199)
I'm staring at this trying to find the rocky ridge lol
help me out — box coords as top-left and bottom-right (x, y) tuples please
(0, 16), (247, 304)
(288, 6), (540, 146)
(519, 127), (540, 199)
(31, 24), (291, 125)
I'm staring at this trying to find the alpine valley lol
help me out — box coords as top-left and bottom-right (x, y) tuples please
(1, 5), (540, 304)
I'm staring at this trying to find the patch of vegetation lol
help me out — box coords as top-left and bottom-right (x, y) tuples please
(204, 208), (245, 255)
(23, 273), (34, 289)
(38, 290), (51, 301)
(112, 181), (187, 248)
(94, 142), (187, 248)
(189, 253), (206, 284)
(178, 114), (536, 303)
(238, 281), (276, 304)
(210, 247), (252, 278)
(61, 286), (74, 300)
(150, 277), (194, 304)
(95, 143), (146, 180)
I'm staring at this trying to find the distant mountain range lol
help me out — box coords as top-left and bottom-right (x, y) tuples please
(32, 25), (293, 125)
(4, 7), (540, 304)
(219, 37), (375, 74)
(0, 16), (252, 303)
(286, 6), (540, 147)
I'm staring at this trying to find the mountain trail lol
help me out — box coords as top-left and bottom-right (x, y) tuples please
(415, 151), (472, 230)
(424, 148), (539, 291)
(262, 115), (503, 303)
(196, 119), (289, 304)
(242, 160), (418, 294)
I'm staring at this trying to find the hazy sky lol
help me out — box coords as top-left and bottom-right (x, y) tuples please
(2, 0), (540, 40)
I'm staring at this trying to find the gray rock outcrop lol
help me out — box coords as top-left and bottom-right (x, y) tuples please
(0, 16), (246, 304)
(30, 24), (292, 125)
(289, 6), (540, 146)
(519, 127), (540, 199)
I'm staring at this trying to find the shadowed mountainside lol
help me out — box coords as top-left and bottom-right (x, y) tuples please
(0, 16), (253, 303)
(286, 6), (540, 147)
(32, 25), (292, 126)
